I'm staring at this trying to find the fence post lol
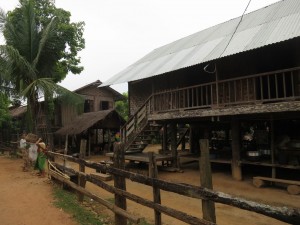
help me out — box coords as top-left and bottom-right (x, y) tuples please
(199, 139), (216, 223)
(78, 139), (86, 202)
(148, 152), (161, 225)
(113, 143), (127, 225)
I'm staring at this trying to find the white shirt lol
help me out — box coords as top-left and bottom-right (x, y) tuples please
(28, 144), (38, 161)
(19, 139), (26, 148)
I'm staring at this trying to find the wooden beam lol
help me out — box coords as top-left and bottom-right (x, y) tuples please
(162, 124), (168, 154)
(270, 116), (276, 179)
(200, 139), (216, 223)
(170, 123), (178, 167)
(148, 152), (162, 225)
(78, 139), (87, 202)
(231, 119), (242, 180)
(113, 143), (127, 225)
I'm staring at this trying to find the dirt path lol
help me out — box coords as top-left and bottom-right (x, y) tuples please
(0, 155), (78, 225)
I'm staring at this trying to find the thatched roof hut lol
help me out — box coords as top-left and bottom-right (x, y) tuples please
(55, 109), (125, 136)
(9, 106), (27, 118)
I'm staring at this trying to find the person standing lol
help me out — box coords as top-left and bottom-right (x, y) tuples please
(20, 133), (30, 172)
(34, 138), (47, 177)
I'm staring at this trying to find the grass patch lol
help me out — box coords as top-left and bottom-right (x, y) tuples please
(129, 218), (152, 225)
(105, 198), (115, 204)
(53, 186), (152, 225)
(53, 186), (106, 225)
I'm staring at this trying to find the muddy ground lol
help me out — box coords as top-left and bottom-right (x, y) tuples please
(0, 147), (299, 225)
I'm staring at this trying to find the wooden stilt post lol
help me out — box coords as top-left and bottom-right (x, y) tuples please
(162, 124), (168, 154)
(189, 124), (194, 154)
(78, 139), (87, 202)
(231, 119), (242, 181)
(63, 135), (68, 169)
(108, 129), (112, 152)
(80, 139), (87, 159)
(88, 132), (91, 157)
(270, 115), (276, 179)
(199, 139), (216, 223)
(148, 152), (161, 225)
(190, 124), (200, 155)
(181, 135), (186, 151)
(113, 143), (127, 225)
(170, 122), (178, 168)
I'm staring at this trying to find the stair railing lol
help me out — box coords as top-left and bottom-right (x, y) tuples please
(121, 96), (153, 149)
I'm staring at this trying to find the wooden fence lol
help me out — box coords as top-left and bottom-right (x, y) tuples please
(47, 145), (300, 225)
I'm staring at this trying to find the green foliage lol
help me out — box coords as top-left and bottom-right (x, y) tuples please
(0, 0), (85, 132)
(0, 93), (11, 128)
(53, 187), (105, 225)
(3, 0), (85, 82)
(53, 187), (152, 225)
(115, 92), (128, 121)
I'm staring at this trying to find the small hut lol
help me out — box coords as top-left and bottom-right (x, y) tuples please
(55, 109), (125, 156)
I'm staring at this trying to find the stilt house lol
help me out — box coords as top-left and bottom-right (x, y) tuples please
(102, 0), (300, 180)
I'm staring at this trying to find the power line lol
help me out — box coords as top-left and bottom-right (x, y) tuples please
(219, 0), (252, 58)
(204, 0), (252, 74)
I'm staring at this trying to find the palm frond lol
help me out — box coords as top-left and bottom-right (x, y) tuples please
(54, 84), (84, 107)
(21, 77), (84, 106)
(0, 8), (6, 32)
(22, 0), (39, 63)
(32, 16), (58, 69)
(0, 45), (36, 80)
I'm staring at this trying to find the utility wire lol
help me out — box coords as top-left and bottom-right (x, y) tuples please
(204, 0), (252, 74)
(219, 0), (252, 58)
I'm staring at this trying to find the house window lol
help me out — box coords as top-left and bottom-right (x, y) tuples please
(100, 101), (112, 110)
(84, 100), (94, 112)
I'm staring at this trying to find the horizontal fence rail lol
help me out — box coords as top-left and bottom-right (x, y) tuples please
(47, 151), (300, 225)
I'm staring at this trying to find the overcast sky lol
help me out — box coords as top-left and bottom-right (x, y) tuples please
(1, 0), (280, 93)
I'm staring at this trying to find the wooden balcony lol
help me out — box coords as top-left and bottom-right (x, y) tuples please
(150, 67), (300, 114)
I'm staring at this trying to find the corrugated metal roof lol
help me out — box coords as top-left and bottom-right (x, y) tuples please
(102, 0), (300, 87)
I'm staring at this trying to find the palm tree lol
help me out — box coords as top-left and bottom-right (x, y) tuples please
(0, 1), (83, 140)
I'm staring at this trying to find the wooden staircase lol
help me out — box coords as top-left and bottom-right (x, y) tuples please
(120, 97), (155, 153)
(120, 96), (190, 154)
(125, 122), (162, 153)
